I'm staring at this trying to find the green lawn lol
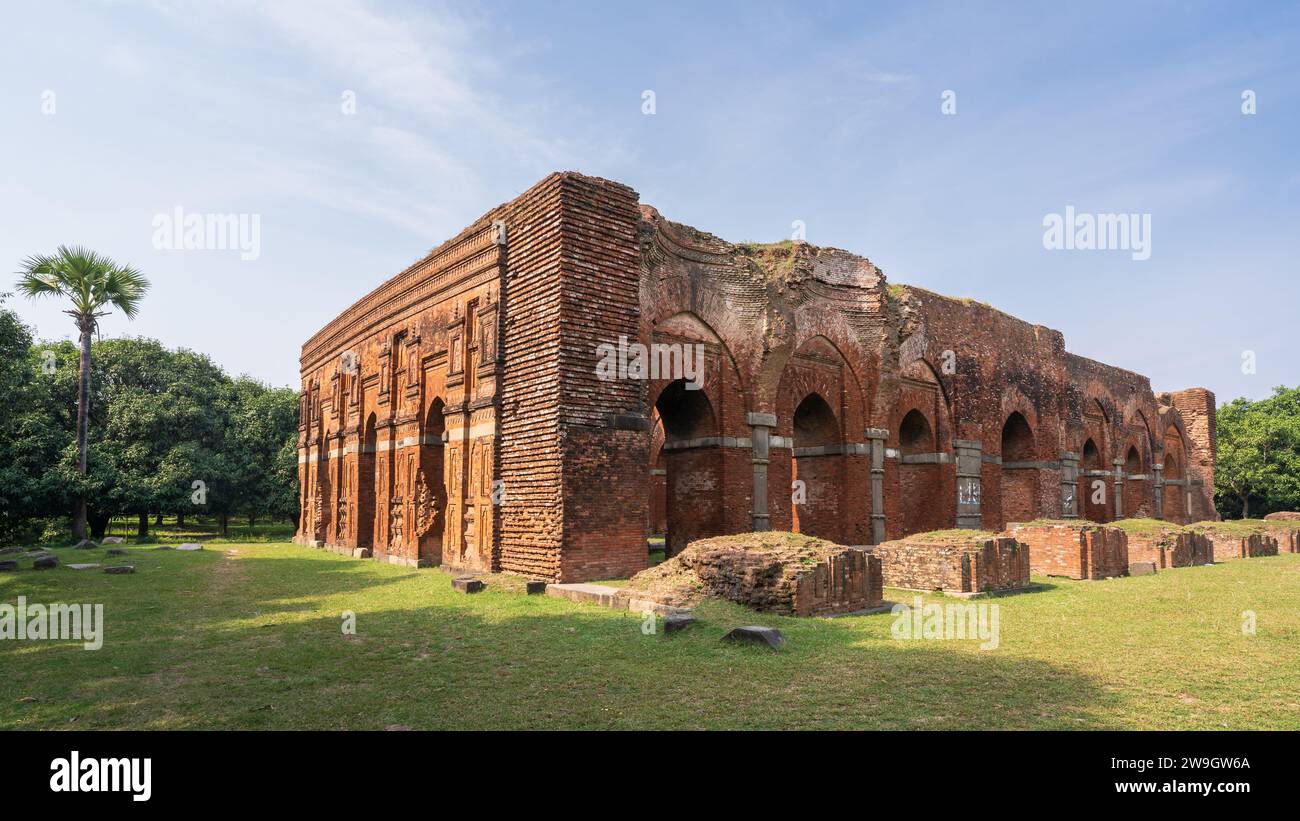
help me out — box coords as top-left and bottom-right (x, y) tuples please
(3, 541), (1299, 730)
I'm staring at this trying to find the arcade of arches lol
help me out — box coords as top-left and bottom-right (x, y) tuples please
(296, 172), (1218, 582)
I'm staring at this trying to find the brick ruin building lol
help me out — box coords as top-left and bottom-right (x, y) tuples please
(295, 171), (1218, 582)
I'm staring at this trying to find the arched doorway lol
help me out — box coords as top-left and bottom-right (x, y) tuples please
(1081, 438), (1111, 522)
(655, 378), (723, 556)
(1000, 411), (1037, 526)
(1123, 445), (1146, 518)
(357, 413), (377, 548)
(791, 392), (842, 539)
(418, 400), (446, 564)
(898, 408), (944, 535)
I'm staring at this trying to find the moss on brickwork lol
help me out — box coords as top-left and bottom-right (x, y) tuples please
(1189, 520), (1273, 537)
(1111, 518), (1186, 534)
(899, 528), (1000, 543)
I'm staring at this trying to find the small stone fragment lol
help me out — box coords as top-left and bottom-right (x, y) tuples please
(721, 625), (785, 650)
(664, 613), (696, 634)
(452, 576), (484, 593)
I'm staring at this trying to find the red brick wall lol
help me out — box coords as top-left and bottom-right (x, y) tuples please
(554, 175), (649, 581)
(1010, 523), (1129, 580)
(1202, 532), (1279, 561)
(662, 446), (725, 555)
(1127, 531), (1195, 568)
(871, 536), (1029, 594)
(296, 171), (1220, 583)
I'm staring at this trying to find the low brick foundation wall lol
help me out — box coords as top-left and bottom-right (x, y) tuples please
(1262, 526), (1300, 554)
(1007, 522), (1129, 580)
(1125, 530), (1211, 568)
(625, 534), (884, 616)
(868, 535), (1030, 595)
(1198, 531), (1279, 561)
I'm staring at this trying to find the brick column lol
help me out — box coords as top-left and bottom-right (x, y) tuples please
(955, 439), (983, 529)
(867, 428), (888, 544)
(1113, 458), (1126, 519)
(1059, 450), (1079, 518)
(1152, 461), (1165, 520)
(748, 412), (776, 532)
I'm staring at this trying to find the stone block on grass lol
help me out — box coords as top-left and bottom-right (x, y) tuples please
(0, 560), (17, 572)
(103, 565), (136, 575)
(101, 537), (125, 545)
(1128, 561), (1157, 576)
(176, 542), (204, 551)
(452, 576), (484, 594)
(721, 625), (785, 650)
(74, 539), (98, 550)
(525, 580), (547, 595)
(33, 556), (59, 570)
(663, 613), (695, 635)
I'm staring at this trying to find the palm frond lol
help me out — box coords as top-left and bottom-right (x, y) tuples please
(14, 245), (150, 320)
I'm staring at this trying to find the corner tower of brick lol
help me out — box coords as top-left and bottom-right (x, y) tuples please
(496, 173), (648, 581)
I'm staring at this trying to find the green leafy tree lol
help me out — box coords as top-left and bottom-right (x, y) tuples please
(1215, 386), (1300, 518)
(15, 247), (149, 541)
(0, 295), (39, 541)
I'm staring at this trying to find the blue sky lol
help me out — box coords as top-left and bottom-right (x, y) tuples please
(3, 0), (1297, 403)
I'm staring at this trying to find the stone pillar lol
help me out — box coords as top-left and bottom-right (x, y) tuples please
(748, 412), (776, 532)
(866, 428), (888, 544)
(1059, 451), (1079, 519)
(1152, 461), (1165, 520)
(955, 439), (983, 529)
(1113, 458), (1126, 519)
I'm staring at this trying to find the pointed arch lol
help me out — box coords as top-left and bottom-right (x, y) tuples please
(999, 411), (1038, 526)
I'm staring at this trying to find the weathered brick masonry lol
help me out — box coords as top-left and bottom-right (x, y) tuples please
(1008, 522), (1130, 580)
(296, 172), (1218, 582)
(1125, 529), (1212, 568)
(869, 535), (1030, 595)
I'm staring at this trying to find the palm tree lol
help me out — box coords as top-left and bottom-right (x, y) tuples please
(16, 246), (149, 542)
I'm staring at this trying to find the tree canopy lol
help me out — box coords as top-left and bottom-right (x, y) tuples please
(1215, 385), (1300, 519)
(0, 297), (299, 543)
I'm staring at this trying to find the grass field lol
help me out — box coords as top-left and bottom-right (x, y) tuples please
(3, 539), (1299, 730)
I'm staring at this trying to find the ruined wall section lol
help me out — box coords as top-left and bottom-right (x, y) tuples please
(297, 201), (508, 567)
(493, 174), (569, 579)
(553, 175), (648, 581)
(890, 287), (1066, 530)
(638, 213), (888, 548)
(1163, 387), (1218, 521)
